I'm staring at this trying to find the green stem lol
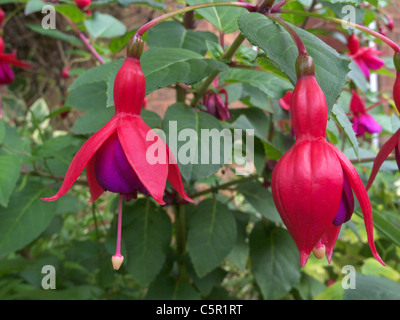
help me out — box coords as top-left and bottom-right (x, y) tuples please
(190, 33), (247, 107)
(137, 2), (255, 36)
(175, 204), (188, 281)
(190, 173), (259, 198)
(280, 9), (400, 52)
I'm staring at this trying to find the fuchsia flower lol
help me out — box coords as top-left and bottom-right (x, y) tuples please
(42, 36), (193, 270)
(61, 66), (70, 79)
(271, 53), (384, 266)
(347, 34), (385, 78)
(74, 0), (91, 10)
(350, 89), (382, 137)
(279, 90), (291, 111)
(202, 78), (230, 121)
(0, 37), (32, 85)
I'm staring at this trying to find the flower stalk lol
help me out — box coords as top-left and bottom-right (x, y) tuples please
(279, 9), (400, 52)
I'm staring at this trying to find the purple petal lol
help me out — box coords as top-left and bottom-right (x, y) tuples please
(333, 172), (354, 226)
(94, 133), (149, 196)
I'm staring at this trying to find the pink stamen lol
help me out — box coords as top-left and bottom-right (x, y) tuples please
(115, 194), (123, 258)
(112, 194), (124, 270)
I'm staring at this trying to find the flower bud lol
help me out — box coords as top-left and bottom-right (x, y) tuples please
(74, 0), (91, 10)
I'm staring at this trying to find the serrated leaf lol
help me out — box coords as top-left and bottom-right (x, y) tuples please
(187, 199), (237, 277)
(141, 47), (228, 94)
(238, 13), (350, 110)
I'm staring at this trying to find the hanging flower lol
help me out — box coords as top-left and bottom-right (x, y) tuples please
(279, 90), (291, 111)
(42, 35), (193, 270)
(0, 37), (32, 85)
(271, 53), (384, 266)
(202, 78), (230, 121)
(74, 0), (91, 10)
(350, 89), (382, 137)
(347, 33), (385, 78)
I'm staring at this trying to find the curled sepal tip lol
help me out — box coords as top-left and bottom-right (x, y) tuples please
(296, 53), (315, 78)
(127, 34), (144, 59)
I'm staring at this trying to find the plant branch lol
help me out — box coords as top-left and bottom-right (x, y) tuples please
(190, 173), (259, 198)
(279, 9), (400, 52)
(190, 32), (247, 107)
(136, 2), (255, 36)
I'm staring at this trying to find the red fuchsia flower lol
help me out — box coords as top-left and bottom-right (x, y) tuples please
(279, 90), (291, 111)
(367, 52), (400, 190)
(271, 53), (384, 267)
(350, 89), (382, 137)
(347, 33), (385, 78)
(202, 78), (230, 121)
(74, 0), (91, 10)
(42, 36), (193, 270)
(0, 37), (33, 85)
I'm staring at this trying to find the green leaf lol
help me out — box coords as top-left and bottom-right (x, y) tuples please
(229, 108), (269, 140)
(84, 12), (127, 39)
(109, 29), (138, 54)
(145, 276), (200, 300)
(55, 5), (85, 23)
(0, 155), (21, 207)
(0, 119), (5, 144)
(26, 24), (82, 46)
(123, 199), (172, 287)
(250, 223), (301, 300)
(219, 68), (293, 99)
(238, 13), (351, 110)
(116, 0), (166, 10)
(162, 103), (226, 183)
(330, 104), (359, 158)
(344, 274), (400, 300)
(146, 21), (219, 56)
(141, 47), (228, 94)
(0, 182), (58, 256)
(187, 0), (247, 33)
(237, 182), (282, 223)
(355, 210), (400, 248)
(24, 0), (49, 15)
(187, 199), (237, 277)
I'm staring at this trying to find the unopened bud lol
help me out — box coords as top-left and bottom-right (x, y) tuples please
(127, 34), (144, 59)
(312, 244), (326, 260)
(295, 53), (315, 77)
(112, 255), (124, 270)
